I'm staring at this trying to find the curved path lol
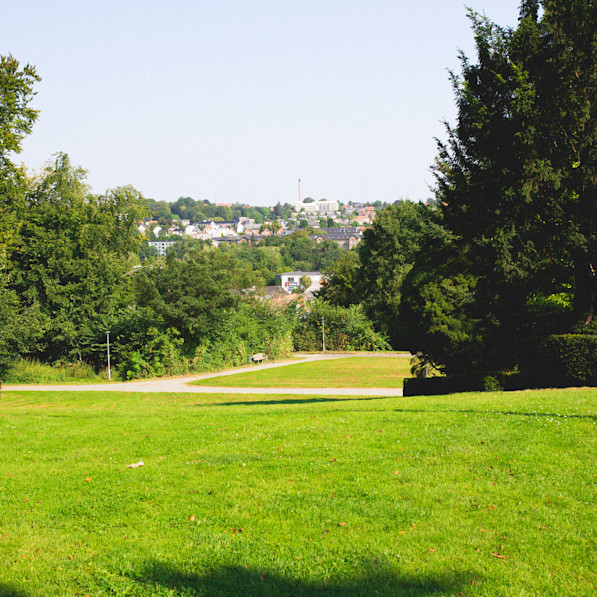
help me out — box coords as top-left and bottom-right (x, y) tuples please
(2, 353), (409, 396)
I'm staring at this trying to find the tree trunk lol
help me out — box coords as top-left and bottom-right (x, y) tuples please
(574, 257), (597, 327)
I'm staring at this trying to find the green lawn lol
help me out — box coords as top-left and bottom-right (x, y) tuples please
(194, 356), (412, 388)
(1, 388), (596, 596)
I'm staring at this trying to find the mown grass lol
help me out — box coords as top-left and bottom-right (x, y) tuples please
(0, 388), (596, 596)
(194, 356), (412, 388)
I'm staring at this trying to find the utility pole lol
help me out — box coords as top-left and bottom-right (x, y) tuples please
(106, 331), (111, 381)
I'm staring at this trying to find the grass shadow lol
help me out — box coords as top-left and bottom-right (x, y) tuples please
(131, 560), (479, 596)
(0, 584), (30, 597)
(392, 408), (597, 421)
(195, 396), (391, 407)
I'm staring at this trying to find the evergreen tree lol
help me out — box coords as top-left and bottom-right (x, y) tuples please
(412, 1), (597, 372)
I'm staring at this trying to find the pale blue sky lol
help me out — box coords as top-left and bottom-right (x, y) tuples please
(3, 0), (521, 205)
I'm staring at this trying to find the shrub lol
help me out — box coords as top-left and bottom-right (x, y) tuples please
(292, 299), (390, 352)
(116, 327), (185, 380)
(483, 375), (503, 392)
(535, 334), (597, 386)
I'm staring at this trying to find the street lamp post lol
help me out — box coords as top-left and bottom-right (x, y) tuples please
(321, 316), (325, 352)
(106, 331), (111, 381)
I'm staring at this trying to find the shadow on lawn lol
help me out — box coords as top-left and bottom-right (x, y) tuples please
(196, 396), (389, 407)
(0, 584), (30, 597)
(393, 408), (597, 421)
(131, 561), (478, 596)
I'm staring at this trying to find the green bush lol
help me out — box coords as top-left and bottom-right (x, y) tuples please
(536, 334), (597, 386)
(292, 299), (390, 352)
(116, 327), (185, 380)
(483, 375), (503, 392)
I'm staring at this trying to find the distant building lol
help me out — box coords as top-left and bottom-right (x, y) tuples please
(275, 271), (323, 294)
(296, 198), (339, 215)
(308, 227), (363, 250)
(148, 241), (177, 256)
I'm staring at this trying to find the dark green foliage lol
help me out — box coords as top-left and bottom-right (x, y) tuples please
(134, 247), (248, 347)
(357, 202), (444, 347)
(0, 289), (45, 377)
(401, 257), (485, 373)
(405, 2), (597, 378)
(291, 299), (390, 352)
(192, 299), (294, 370)
(107, 298), (294, 379)
(404, 333), (597, 395)
(535, 334), (597, 386)
(116, 327), (184, 380)
(318, 250), (361, 308)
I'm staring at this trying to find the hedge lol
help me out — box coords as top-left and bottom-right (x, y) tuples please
(403, 372), (539, 397)
(404, 334), (597, 396)
(535, 334), (597, 386)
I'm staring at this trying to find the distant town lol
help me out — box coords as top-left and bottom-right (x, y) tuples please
(142, 195), (422, 256)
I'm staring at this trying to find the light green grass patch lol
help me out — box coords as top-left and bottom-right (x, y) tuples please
(194, 356), (412, 388)
(0, 388), (596, 596)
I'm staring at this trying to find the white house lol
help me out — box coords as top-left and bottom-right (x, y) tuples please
(275, 271), (323, 294)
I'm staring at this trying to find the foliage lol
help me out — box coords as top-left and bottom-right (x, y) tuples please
(190, 299), (294, 372)
(291, 299), (390, 352)
(409, 353), (441, 379)
(402, 373), (510, 396)
(134, 247), (254, 348)
(0, 54), (40, 161)
(296, 275), (312, 293)
(318, 250), (361, 307)
(105, 291), (294, 379)
(536, 334), (597, 386)
(117, 327), (185, 380)
(0, 288), (45, 377)
(8, 154), (146, 363)
(404, 2), (597, 376)
(356, 201), (444, 347)
(0, 55), (42, 360)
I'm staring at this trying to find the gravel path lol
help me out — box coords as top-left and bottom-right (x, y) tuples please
(2, 353), (410, 396)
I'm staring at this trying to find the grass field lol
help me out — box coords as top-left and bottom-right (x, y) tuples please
(194, 356), (412, 388)
(1, 387), (596, 596)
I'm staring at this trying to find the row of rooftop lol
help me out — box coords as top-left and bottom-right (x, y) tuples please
(141, 203), (379, 255)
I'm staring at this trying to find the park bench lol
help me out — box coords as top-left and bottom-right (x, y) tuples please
(250, 353), (268, 364)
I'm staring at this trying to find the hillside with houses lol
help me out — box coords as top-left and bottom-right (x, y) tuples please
(140, 195), (393, 256)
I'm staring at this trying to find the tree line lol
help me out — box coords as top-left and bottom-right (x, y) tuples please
(0, 54), (387, 379)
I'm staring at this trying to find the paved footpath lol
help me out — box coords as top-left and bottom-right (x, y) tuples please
(2, 353), (409, 397)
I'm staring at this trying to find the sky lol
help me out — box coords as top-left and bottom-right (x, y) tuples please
(2, 0), (522, 206)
